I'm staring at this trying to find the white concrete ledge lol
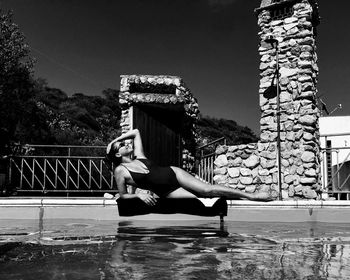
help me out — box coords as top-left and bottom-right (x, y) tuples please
(228, 200), (350, 208)
(0, 198), (43, 206)
(1, 198), (350, 208)
(41, 198), (107, 206)
(1, 197), (350, 223)
(0, 198), (117, 207)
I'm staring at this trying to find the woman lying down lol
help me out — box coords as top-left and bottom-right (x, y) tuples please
(105, 129), (275, 206)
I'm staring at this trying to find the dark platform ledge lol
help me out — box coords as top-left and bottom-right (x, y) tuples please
(117, 197), (227, 217)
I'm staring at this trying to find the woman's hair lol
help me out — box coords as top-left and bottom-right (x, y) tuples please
(105, 141), (122, 171)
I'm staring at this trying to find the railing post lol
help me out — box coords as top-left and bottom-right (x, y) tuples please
(321, 150), (326, 194)
(55, 159), (58, 190)
(77, 159), (80, 190)
(43, 159), (47, 192)
(8, 158), (12, 189)
(20, 158), (24, 191)
(111, 163), (115, 190)
(89, 159), (92, 190)
(211, 156), (214, 185)
(100, 159), (103, 190)
(65, 158), (69, 193)
(31, 158), (35, 190)
(336, 150), (340, 191)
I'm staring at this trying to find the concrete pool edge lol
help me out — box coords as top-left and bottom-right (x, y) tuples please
(0, 198), (350, 223)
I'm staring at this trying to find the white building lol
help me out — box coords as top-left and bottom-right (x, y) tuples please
(319, 116), (350, 198)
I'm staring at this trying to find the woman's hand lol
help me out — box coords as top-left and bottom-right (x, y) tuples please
(137, 193), (157, 206)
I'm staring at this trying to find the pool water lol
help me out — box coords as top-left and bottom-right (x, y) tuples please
(0, 220), (350, 280)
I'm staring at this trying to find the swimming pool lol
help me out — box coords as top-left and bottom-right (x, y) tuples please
(1, 219), (349, 280)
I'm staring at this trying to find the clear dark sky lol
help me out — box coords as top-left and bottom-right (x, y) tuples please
(1, 0), (349, 133)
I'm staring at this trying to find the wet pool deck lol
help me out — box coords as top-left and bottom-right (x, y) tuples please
(0, 198), (350, 224)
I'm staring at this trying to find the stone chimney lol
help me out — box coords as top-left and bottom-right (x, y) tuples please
(256, 0), (321, 198)
(213, 0), (322, 200)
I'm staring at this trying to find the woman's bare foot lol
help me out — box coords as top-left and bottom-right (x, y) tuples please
(250, 190), (278, 202)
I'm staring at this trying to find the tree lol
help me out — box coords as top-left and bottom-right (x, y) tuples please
(197, 115), (258, 147)
(0, 10), (36, 154)
(32, 86), (122, 146)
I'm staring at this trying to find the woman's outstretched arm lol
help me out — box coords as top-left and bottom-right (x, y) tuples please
(116, 129), (145, 158)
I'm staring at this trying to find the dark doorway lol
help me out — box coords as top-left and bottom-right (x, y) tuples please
(133, 104), (184, 167)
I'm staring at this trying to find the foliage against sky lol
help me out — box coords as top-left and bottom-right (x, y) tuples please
(0, 8), (257, 156)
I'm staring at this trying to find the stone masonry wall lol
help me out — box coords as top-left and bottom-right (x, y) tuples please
(214, 0), (322, 200)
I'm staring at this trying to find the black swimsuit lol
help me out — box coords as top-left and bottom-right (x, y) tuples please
(123, 158), (181, 197)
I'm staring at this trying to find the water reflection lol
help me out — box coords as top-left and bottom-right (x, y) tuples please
(104, 222), (350, 280)
(0, 221), (350, 279)
(107, 223), (229, 279)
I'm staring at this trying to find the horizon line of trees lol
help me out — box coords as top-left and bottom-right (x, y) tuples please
(0, 9), (258, 157)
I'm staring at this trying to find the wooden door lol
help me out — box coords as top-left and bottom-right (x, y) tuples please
(133, 104), (183, 167)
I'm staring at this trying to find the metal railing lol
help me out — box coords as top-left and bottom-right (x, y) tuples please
(195, 134), (350, 200)
(4, 141), (230, 195)
(6, 145), (115, 194)
(321, 133), (350, 200)
(196, 137), (226, 184)
(7, 137), (349, 200)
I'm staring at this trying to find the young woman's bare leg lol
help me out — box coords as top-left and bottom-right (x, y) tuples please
(166, 187), (197, 199)
(170, 167), (273, 201)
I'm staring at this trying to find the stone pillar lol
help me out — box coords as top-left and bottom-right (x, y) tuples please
(257, 0), (321, 198)
(213, 0), (322, 200)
